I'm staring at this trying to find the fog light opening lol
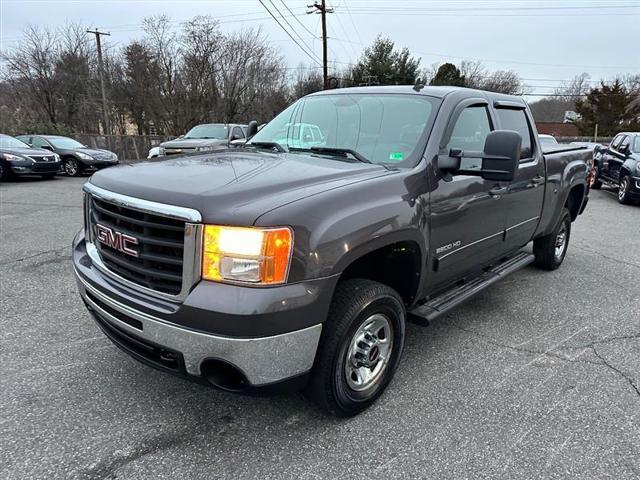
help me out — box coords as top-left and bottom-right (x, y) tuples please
(200, 359), (248, 392)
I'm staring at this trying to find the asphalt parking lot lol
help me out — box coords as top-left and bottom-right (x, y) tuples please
(1, 175), (639, 480)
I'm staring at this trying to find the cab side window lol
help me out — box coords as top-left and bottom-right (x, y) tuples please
(446, 106), (492, 153)
(495, 108), (534, 160)
(619, 135), (630, 153)
(611, 135), (624, 150)
(232, 127), (245, 139)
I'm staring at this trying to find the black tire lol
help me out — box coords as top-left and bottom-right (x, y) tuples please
(0, 163), (10, 181)
(617, 175), (632, 205)
(41, 173), (57, 180)
(64, 158), (82, 177)
(533, 207), (571, 270)
(306, 279), (406, 417)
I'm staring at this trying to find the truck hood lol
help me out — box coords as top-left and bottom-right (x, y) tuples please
(160, 138), (227, 148)
(89, 149), (393, 225)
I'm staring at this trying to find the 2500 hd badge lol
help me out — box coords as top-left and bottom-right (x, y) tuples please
(73, 85), (591, 416)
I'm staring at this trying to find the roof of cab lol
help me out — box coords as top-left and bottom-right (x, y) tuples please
(308, 85), (527, 105)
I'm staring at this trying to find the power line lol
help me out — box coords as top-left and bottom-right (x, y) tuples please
(258, 0), (322, 66)
(278, 0), (317, 38)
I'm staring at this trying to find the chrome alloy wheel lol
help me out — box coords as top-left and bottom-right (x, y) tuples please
(345, 313), (393, 392)
(65, 159), (78, 176)
(554, 223), (568, 261)
(619, 177), (629, 201)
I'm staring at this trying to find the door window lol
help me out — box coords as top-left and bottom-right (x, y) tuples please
(495, 108), (533, 160)
(232, 127), (245, 139)
(446, 106), (492, 152)
(31, 137), (50, 149)
(618, 135), (630, 153)
(611, 135), (624, 149)
(446, 106), (492, 170)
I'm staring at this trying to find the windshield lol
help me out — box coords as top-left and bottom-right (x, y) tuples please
(634, 136), (640, 153)
(249, 94), (439, 166)
(0, 135), (30, 149)
(184, 124), (228, 139)
(48, 137), (85, 149)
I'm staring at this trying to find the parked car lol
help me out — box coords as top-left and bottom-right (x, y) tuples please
(158, 123), (248, 156)
(0, 134), (62, 180)
(72, 86), (591, 417)
(538, 134), (559, 147)
(147, 146), (161, 159)
(592, 132), (640, 204)
(571, 142), (606, 188)
(16, 135), (118, 177)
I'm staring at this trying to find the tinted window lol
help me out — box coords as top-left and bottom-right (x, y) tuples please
(16, 136), (31, 145)
(446, 106), (492, 152)
(31, 137), (50, 148)
(496, 108), (533, 159)
(184, 124), (228, 139)
(48, 136), (85, 149)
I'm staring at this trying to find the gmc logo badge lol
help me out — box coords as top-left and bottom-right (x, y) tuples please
(95, 223), (139, 257)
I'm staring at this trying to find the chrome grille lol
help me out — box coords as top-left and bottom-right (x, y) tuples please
(83, 184), (203, 301)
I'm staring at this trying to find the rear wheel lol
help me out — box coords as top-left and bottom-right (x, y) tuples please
(533, 208), (571, 270)
(64, 158), (82, 177)
(307, 279), (406, 417)
(618, 175), (632, 204)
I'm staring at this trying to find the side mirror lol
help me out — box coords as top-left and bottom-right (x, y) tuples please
(480, 130), (521, 182)
(438, 130), (521, 182)
(41, 144), (54, 151)
(619, 144), (629, 155)
(230, 138), (247, 147)
(246, 120), (258, 139)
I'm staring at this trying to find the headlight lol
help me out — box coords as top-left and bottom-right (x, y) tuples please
(1, 153), (24, 162)
(202, 225), (293, 285)
(54, 154), (61, 161)
(77, 152), (93, 160)
(112, 153), (118, 161)
(158, 146), (165, 156)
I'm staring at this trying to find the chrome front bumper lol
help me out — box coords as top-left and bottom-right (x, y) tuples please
(74, 266), (322, 386)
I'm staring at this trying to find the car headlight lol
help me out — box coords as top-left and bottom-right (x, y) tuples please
(112, 153), (118, 161)
(54, 154), (61, 161)
(202, 225), (293, 285)
(77, 152), (93, 160)
(1, 153), (25, 162)
(158, 146), (165, 156)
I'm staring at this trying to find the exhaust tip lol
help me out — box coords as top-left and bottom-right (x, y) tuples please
(200, 359), (248, 392)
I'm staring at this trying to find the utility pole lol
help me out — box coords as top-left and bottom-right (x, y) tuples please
(308, 1), (333, 89)
(86, 29), (111, 135)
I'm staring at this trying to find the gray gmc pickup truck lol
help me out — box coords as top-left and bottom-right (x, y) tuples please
(72, 86), (590, 416)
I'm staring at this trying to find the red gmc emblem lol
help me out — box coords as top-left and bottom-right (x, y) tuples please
(95, 223), (139, 257)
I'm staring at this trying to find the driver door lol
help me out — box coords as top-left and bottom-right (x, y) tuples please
(429, 101), (508, 289)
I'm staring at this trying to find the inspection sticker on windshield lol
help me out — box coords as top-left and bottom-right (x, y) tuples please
(389, 152), (404, 162)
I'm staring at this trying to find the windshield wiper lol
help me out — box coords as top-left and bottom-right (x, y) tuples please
(247, 142), (288, 153)
(308, 146), (371, 164)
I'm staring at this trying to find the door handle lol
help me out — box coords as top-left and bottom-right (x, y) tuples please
(488, 186), (508, 198)
(531, 175), (544, 186)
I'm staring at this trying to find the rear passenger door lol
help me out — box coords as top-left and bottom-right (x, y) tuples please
(496, 105), (545, 252)
(609, 135), (630, 181)
(429, 100), (508, 288)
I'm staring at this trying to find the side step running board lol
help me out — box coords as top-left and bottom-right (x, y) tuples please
(409, 251), (535, 325)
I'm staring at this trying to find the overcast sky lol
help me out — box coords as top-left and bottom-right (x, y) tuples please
(1, 0), (639, 99)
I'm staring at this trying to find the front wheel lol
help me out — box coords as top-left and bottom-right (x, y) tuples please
(307, 279), (406, 417)
(533, 208), (571, 270)
(64, 158), (82, 177)
(618, 176), (632, 204)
